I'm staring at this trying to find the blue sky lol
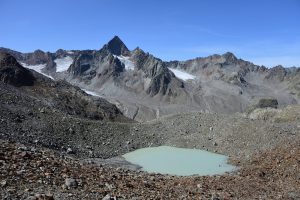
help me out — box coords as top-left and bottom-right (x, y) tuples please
(0, 0), (300, 67)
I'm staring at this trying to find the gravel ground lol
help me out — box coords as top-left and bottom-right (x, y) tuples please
(0, 139), (299, 200)
(131, 107), (300, 161)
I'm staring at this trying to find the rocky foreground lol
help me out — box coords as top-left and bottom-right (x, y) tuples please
(0, 139), (299, 200)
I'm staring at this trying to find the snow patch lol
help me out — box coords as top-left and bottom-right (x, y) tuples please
(82, 89), (103, 98)
(67, 51), (74, 54)
(168, 68), (196, 81)
(54, 56), (73, 72)
(113, 55), (135, 70)
(21, 62), (54, 80)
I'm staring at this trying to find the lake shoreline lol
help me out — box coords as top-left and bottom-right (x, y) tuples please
(1, 139), (299, 199)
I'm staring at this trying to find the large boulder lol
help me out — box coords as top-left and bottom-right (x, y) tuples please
(256, 98), (279, 109)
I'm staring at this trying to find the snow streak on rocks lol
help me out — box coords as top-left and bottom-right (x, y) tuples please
(113, 55), (135, 70)
(168, 67), (196, 81)
(21, 63), (54, 80)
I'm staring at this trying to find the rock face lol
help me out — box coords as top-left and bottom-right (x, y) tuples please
(68, 50), (124, 82)
(23, 49), (53, 65)
(66, 37), (186, 102)
(0, 52), (35, 86)
(130, 47), (185, 98)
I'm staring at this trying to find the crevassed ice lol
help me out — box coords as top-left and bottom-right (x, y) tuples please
(21, 62), (54, 80)
(113, 55), (135, 70)
(54, 56), (73, 72)
(168, 68), (196, 81)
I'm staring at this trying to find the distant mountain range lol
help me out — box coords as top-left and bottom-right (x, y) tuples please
(1, 36), (299, 121)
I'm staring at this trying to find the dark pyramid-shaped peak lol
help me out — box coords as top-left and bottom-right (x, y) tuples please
(222, 52), (238, 63)
(222, 52), (237, 59)
(105, 36), (130, 56)
(109, 35), (123, 44)
(222, 52), (237, 60)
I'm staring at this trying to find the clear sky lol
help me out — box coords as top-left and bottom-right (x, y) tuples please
(1, 0), (300, 67)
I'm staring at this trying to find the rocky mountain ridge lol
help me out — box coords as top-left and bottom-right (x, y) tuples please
(1, 36), (299, 121)
(0, 51), (128, 122)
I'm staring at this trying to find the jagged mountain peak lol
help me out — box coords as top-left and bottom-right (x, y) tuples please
(103, 35), (130, 56)
(109, 35), (123, 43)
(222, 52), (238, 62)
(33, 49), (46, 54)
(133, 46), (143, 53)
(55, 49), (65, 54)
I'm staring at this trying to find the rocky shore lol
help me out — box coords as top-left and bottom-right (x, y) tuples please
(0, 139), (299, 200)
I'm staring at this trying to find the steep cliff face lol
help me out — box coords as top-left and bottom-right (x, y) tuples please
(68, 50), (96, 77)
(69, 51), (125, 85)
(130, 48), (185, 98)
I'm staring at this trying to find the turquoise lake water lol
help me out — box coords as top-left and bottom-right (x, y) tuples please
(123, 146), (236, 176)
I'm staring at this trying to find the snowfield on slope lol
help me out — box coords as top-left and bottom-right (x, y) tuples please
(82, 89), (104, 98)
(114, 55), (135, 70)
(54, 56), (73, 72)
(21, 63), (54, 80)
(168, 68), (196, 81)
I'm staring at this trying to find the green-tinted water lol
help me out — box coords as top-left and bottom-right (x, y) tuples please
(123, 146), (236, 176)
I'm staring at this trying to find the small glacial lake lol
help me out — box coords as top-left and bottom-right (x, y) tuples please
(123, 146), (236, 176)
